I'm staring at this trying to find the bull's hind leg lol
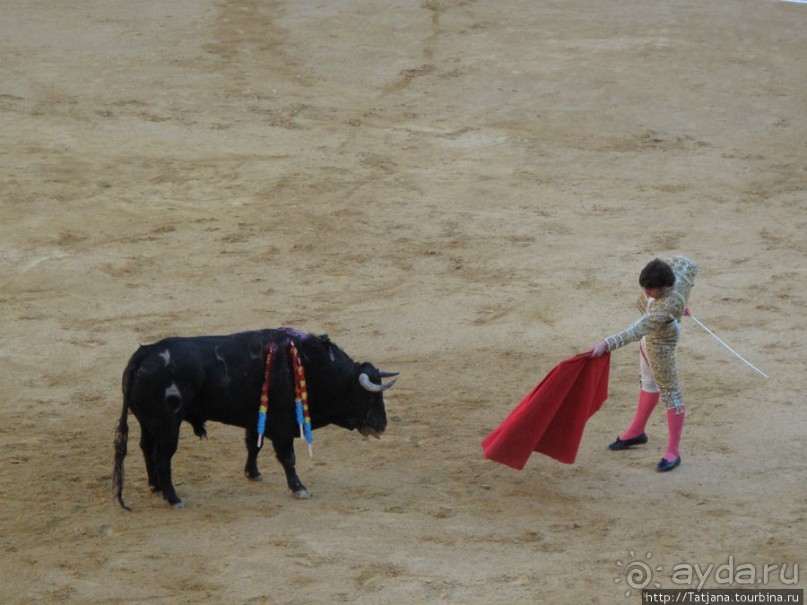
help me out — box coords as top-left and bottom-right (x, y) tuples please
(138, 428), (161, 494)
(127, 350), (189, 509)
(272, 438), (310, 499)
(152, 433), (183, 508)
(244, 429), (264, 481)
(136, 417), (183, 507)
(145, 413), (184, 508)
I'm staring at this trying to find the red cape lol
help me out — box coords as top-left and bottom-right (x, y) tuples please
(481, 352), (610, 469)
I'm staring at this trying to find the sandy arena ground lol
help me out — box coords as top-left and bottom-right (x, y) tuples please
(1, 1), (804, 603)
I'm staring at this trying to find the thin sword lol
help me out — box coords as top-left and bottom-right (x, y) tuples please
(689, 315), (769, 378)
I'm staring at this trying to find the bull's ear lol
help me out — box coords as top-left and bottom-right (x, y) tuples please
(379, 371), (399, 378)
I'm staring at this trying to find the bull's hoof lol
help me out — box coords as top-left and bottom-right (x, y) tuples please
(171, 501), (185, 509)
(292, 489), (311, 500)
(245, 472), (264, 482)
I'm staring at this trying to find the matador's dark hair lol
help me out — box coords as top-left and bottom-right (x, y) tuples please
(639, 258), (675, 289)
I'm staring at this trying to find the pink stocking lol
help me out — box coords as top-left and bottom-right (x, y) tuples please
(621, 391), (660, 440)
(664, 406), (685, 461)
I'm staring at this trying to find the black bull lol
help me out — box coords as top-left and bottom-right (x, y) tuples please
(113, 329), (397, 509)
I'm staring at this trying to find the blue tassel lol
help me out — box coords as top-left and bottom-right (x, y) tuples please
(296, 401), (304, 438)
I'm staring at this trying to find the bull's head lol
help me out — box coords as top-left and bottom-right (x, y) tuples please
(345, 364), (397, 438)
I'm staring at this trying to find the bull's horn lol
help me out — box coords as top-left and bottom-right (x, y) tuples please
(359, 373), (397, 392)
(379, 371), (399, 378)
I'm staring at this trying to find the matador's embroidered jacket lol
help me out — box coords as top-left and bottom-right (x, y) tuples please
(604, 256), (699, 409)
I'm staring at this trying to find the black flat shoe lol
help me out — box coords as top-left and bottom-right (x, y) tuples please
(657, 456), (681, 472)
(608, 433), (648, 451)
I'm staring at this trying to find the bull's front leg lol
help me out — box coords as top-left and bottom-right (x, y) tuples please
(244, 429), (263, 481)
(271, 438), (310, 499)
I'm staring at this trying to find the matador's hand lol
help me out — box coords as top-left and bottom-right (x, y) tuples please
(589, 340), (608, 358)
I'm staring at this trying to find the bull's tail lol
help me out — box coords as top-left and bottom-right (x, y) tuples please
(113, 398), (131, 511)
(113, 348), (145, 511)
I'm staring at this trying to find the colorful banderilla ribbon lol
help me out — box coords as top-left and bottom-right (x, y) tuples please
(256, 344), (277, 447)
(289, 342), (313, 456)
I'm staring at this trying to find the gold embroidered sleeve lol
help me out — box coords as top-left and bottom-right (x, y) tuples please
(605, 297), (679, 351)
